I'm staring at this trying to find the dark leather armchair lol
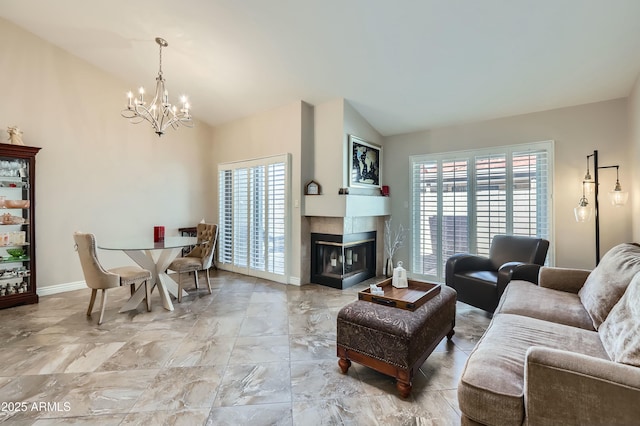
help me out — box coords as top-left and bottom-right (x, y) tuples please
(445, 235), (549, 313)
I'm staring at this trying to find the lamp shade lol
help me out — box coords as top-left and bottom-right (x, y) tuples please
(610, 189), (629, 206)
(574, 204), (593, 222)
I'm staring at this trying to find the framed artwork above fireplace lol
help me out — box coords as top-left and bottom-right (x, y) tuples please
(349, 135), (381, 189)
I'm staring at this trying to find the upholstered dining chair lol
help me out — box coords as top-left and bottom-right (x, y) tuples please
(167, 223), (218, 302)
(445, 234), (550, 313)
(73, 232), (152, 325)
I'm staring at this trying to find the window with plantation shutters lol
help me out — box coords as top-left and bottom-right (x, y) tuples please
(410, 141), (553, 282)
(218, 155), (289, 283)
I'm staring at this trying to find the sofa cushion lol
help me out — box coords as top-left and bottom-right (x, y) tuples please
(458, 313), (608, 426)
(496, 280), (594, 330)
(599, 272), (640, 367)
(578, 243), (640, 329)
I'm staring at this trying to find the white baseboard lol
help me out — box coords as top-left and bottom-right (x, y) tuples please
(289, 276), (301, 286)
(38, 275), (305, 295)
(37, 280), (86, 297)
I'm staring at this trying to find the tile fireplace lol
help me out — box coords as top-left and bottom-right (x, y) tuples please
(310, 231), (376, 289)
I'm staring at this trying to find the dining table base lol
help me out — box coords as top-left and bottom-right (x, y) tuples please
(118, 248), (188, 312)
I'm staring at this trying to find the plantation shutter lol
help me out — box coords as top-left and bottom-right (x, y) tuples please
(233, 168), (249, 269)
(475, 154), (507, 257)
(412, 159), (470, 278)
(218, 169), (233, 264)
(512, 149), (550, 239)
(267, 162), (286, 274)
(412, 159), (438, 276)
(442, 159), (470, 265)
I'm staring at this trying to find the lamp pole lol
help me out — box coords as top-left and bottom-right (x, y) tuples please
(590, 150), (626, 265)
(592, 150), (600, 264)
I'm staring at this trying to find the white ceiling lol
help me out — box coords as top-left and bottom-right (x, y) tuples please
(2, 0), (640, 136)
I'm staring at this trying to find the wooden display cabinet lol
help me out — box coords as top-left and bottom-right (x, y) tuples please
(0, 143), (41, 309)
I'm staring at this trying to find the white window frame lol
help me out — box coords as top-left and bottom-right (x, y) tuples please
(218, 154), (291, 284)
(410, 141), (554, 282)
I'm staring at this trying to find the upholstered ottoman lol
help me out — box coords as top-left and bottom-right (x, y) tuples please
(337, 285), (456, 397)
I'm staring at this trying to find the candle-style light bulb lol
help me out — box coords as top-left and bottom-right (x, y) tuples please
(127, 91), (133, 108)
(138, 87), (145, 104)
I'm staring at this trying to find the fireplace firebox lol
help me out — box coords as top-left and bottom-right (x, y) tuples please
(311, 231), (376, 289)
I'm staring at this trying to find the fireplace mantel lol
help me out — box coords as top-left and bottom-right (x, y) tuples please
(304, 194), (391, 217)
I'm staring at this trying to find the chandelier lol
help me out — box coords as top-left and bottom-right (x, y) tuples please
(121, 37), (193, 136)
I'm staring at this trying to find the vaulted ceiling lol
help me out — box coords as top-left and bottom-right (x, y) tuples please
(2, 0), (640, 136)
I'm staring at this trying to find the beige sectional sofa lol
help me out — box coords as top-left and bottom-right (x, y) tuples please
(457, 243), (640, 426)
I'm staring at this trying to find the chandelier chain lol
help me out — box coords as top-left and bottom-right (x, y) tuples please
(158, 42), (163, 76)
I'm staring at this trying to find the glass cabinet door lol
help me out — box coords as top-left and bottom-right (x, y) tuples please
(0, 143), (40, 309)
(0, 158), (30, 298)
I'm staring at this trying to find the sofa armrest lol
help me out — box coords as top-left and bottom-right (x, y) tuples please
(537, 266), (591, 293)
(496, 262), (542, 297)
(525, 347), (640, 426)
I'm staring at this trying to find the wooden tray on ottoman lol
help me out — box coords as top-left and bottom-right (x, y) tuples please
(358, 278), (441, 311)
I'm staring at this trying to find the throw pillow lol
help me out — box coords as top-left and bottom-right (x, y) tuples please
(599, 272), (640, 366)
(578, 243), (640, 329)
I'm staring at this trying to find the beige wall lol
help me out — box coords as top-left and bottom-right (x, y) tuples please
(312, 99), (384, 191)
(0, 19), (213, 290)
(312, 99), (344, 193)
(209, 101), (309, 284)
(384, 99), (631, 270)
(629, 74), (640, 241)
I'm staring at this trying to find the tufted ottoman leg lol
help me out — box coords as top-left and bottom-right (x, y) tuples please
(338, 357), (351, 374)
(396, 380), (411, 399)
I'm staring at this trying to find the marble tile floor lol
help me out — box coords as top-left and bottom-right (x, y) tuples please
(0, 270), (492, 425)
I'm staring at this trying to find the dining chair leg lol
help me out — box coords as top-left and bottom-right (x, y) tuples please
(205, 268), (212, 294)
(177, 273), (183, 303)
(145, 280), (152, 312)
(130, 284), (135, 296)
(98, 289), (108, 325)
(194, 270), (199, 289)
(87, 288), (97, 316)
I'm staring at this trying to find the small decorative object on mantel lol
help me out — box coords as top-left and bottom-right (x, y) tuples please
(305, 180), (321, 195)
(7, 126), (24, 145)
(338, 188), (349, 195)
(384, 217), (407, 277)
(381, 185), (390, 196)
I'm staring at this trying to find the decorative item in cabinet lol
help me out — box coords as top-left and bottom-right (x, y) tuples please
(0, 143), (41, 309)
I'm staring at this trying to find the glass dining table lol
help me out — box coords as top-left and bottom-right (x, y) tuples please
(98, 236), (199, 312)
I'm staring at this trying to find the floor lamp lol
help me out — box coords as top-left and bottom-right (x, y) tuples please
(574, 150), (628, 265)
